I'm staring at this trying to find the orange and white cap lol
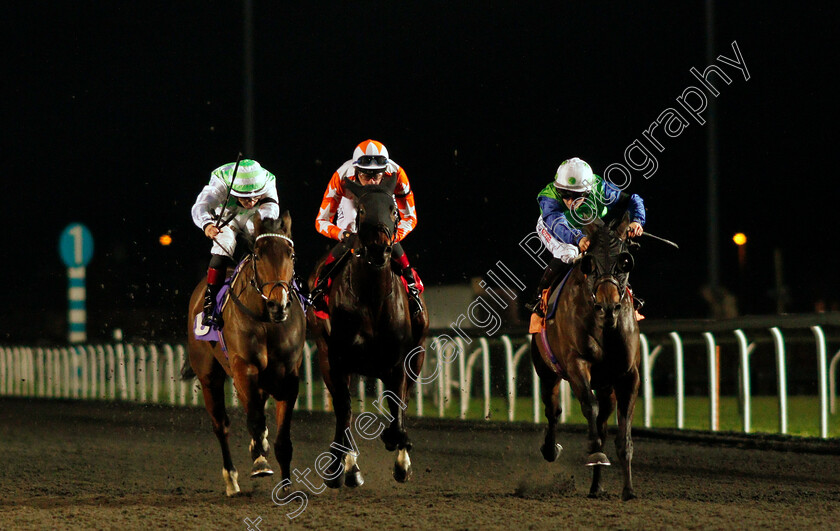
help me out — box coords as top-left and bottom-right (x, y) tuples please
(352, 139), (390, 170)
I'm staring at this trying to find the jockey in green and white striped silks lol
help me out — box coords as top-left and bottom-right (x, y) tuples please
(211, 159), (275, 198)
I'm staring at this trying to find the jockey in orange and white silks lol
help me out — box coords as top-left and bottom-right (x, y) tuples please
(310, 139), (423, 316)
(191, 159), (279, 327)
(315, 141), (417, 241)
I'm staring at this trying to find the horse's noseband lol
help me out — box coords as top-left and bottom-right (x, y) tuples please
(250, 233), (296, 303)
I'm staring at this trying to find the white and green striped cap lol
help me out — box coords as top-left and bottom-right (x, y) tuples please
(211, 159), (274, 198)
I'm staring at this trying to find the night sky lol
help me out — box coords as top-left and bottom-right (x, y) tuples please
(5, 2), (837, 342)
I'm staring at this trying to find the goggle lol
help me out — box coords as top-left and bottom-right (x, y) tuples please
(355, 155), (388, 167)
(559, 189), (589, 201)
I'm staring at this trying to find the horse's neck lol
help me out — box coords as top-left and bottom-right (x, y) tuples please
(347, 258), (397, 302)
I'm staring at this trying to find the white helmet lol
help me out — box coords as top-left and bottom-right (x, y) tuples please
(212, 159), (274, 198)
(352, 139), (390, 170)
(554, 157), (594, 192)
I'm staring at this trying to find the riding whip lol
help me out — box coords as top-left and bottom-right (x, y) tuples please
(640, 231), (680, 250)
(214, 152), (244, 227)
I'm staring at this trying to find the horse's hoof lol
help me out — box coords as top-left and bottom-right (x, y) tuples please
(250, 456), (274, 478)
(587, 488), (606, 499)
(223, 468), (241, 497)
(585, 452), (610, 466)
(540, 442), (563, 462)
(393, 462), (412, 483)
(344, 464), (364, 488)
(622, 488), (637, 501)
(324, 474), (344, 489)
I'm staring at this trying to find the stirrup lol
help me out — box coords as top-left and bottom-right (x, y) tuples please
(403, 280), (423, 316)
(527, 294), (545, 318)
(202, 310), (223, 328)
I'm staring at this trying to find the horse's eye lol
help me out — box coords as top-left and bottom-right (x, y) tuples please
(359, 207), (366, 216)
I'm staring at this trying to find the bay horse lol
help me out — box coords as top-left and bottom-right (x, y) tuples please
(531, 216), (641, 500)
(187, 212), (305, 496)
(307, 175), (429, 488)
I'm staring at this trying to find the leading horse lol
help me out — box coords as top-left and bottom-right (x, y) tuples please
(307, 175), (429, 488)
(187, 212), (305, 496)
(531, 216), (641, 500)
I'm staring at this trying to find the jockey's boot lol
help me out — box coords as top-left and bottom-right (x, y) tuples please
(202, 267), (226, 328)
(526, 257), (568, 318)
(401, 267), (423, 317)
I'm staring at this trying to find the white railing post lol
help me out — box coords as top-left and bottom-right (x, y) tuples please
(126, 344), (136, 401)
(734, 330), (751, 433)
(357, 376), (366, 413)
(669, 332), (685, 429)
(302, 342), (313, 411)
(532, 364), (540, 424)
(830, 348), (840, 415)
(163, 344), (175, 405)
(703, 333), (718, 432)
(769, 327), (788, 435)
(811, 326), (829, 439)
(86, 346), (97, 399)
(458, 338), (468, 420)
(36, 348), (45, 397)
(137, 345), (148, 403)
(640, 334), (652, 428)
(480, 337), (490, 420)
(0, 347), (7, 396)
(437, 337), (447, 418)
(149, 345), (160, 404)
(61, 347), (71, 398)
(502, 335), (515, 421)
(115, 343), (128, 400)
(72, 345), (83, 399)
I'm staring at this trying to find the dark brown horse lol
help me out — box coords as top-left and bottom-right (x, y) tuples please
(187, 212), (305, 496)
(307, 176), (429, 488)
(531, 216), (641, 500)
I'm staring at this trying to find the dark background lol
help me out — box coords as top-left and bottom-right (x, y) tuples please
(4, 2), (837, 343)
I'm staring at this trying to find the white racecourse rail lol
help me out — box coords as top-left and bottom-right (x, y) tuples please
(1, 314), (838, 438)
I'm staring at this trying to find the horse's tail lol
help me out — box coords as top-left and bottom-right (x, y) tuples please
(180, 356), (196, 380)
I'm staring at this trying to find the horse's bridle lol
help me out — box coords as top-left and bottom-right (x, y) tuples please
(584, 236), (632, 304)
(353, 188), (398, 266)
(249, 232), (296, 302)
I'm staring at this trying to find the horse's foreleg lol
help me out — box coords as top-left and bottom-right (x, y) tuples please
(324, 367), (352, 489)
(200, 366), (239, 496)
(567, 361), (610, 500)
(381, 371), (413, 483)
(615, 367), (640, 501)
(232, 362), (273, 479)
(272, 375), (299, 491)
(539, 373), (562, 462)
(532, 335), (563, 462)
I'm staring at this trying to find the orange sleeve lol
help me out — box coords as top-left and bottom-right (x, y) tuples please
(393, 167), (417, 242)
(315, 171), (345, 240)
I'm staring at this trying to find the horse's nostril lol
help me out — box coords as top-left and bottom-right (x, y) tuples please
(613, 304), (621, 314)
(594, 304), (604, 313)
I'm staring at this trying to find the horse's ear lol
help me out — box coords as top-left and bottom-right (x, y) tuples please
(612, 213), (630, 238)
(281, 210), (292, 235)
(582, 218), (603, 237)
(253, 211), (263, 233)
(381, 174), (397, 193)
(344, 178), (363, 199)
